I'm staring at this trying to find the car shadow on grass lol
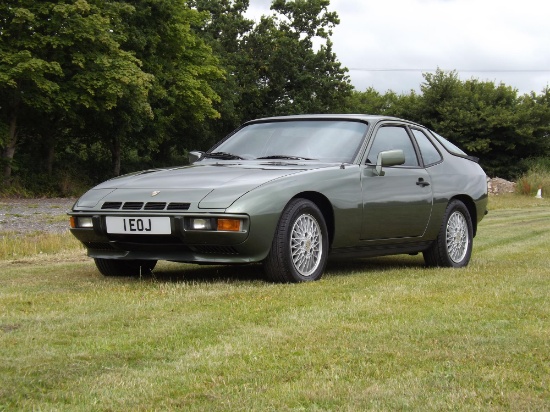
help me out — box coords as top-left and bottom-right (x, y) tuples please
(324, 255), (426, 277)
(147, 263), (265, 284)
(142, 255), (426, 284)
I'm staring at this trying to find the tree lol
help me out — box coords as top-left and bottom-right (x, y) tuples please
(186, 0), (254, 146)
(0, 0), (153, 182)
(188, 0), (352, 146)
(341, 88), (408, 115)
(416, 69), (550, 177)
(118, 0), (225, 166)
(240, 0), (352, 119)
(344, 70), (550, 179)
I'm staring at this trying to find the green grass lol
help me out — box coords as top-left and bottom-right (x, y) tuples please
(1, 197), (549, 410)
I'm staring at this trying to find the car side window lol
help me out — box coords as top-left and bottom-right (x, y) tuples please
(411, 129), (442, 166)
(366, 126), (419, 167)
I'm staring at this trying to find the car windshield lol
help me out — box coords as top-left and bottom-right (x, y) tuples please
(212, 120), (368, 163)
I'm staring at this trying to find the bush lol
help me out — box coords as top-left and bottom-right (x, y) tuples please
(516, 158), (550, 196)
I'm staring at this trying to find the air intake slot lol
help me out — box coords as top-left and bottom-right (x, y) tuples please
(192, 245), (239, 255)
(122, 202), (144, 210)
(102, 202), (122, 210)
(167, 202), (191, 211)
(84, 242), (115, 251)
(144, 202), (166, 211)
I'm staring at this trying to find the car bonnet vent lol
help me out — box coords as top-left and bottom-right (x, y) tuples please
(144, 202), (166, 211)
(102, 202), (122, 210)
(122, 202), (144, 210)
(167, 202), (190, 211)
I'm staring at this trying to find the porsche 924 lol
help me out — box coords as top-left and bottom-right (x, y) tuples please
(69, 115), (488, 282)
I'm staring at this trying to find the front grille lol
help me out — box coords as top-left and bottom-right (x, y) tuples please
(192, 245), (239, 255)
(101, 201), (190, 211)
(108, 234), (184, 244)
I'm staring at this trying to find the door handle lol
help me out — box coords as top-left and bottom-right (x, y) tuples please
(416, 178), (430, 187)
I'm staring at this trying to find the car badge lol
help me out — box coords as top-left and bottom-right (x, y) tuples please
(151, 191), (160, 197)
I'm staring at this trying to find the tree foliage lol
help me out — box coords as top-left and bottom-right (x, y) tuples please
(241, 0), (352, 118)
(188, 0), (352, 148)
(94, 0), (224, 175)
(0, 0), (153, 180)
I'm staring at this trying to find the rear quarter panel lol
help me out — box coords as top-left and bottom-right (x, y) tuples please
(425, 155), (488, 239)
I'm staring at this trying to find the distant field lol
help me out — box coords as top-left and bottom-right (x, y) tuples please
(1, 195), (549, 410)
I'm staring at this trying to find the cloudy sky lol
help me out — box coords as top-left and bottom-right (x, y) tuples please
(246, 0), (550, 95)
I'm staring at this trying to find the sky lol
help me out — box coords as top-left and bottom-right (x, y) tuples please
(245, 0), (550, 95)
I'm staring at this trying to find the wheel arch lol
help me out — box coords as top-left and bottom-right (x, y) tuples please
(292, 191), (335, 247)
(450, 194), (478, 237)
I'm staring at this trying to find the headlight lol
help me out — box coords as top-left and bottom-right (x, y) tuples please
(70, 216), (94, 228)
(191, 218), (214, 230)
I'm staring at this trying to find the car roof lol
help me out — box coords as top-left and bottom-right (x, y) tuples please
(247, 114), (423, 127)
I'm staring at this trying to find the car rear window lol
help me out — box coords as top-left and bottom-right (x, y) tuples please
(411, 129), (442, 166)
(429, 130), (468, 157)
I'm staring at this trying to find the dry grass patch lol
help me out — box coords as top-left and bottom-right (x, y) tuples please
(0, 231), (83, 260)
(487, 192), (548, 210)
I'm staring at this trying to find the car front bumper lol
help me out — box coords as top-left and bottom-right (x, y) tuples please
(68, 211), (272, 264)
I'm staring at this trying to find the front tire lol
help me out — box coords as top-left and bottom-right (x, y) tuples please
(264, 199), (329, 283)
(94, 258), (157, 277)
(424, 199), (473, 268)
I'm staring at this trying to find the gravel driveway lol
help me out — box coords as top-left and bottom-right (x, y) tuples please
(0, 198), (76, 234)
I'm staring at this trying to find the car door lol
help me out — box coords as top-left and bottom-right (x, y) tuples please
(361, 124), (433, 240)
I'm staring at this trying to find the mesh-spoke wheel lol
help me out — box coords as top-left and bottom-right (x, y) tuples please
(264, 199), (328, 283)
(446, 211), (469, 263)
(423, 199), (473, 268)
(290, 214), (323, 277)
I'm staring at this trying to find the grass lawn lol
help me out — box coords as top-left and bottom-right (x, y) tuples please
(1, 194), (549, 410)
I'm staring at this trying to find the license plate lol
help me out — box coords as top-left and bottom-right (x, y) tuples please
(106, 216), (171, 235)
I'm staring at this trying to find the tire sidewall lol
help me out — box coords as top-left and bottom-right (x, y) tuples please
(441, 200), (473, 268)
(278, 199), (329, 282)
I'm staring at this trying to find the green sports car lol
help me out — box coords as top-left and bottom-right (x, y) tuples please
(69, 115), (488, 282)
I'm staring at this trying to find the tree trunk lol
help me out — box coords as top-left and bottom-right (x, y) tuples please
(111, 136), (121, 177)
(45, 134), (56, 175)
(2, 112), (18, 182)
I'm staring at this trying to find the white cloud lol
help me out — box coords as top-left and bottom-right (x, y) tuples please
(246, 0), (550, 94)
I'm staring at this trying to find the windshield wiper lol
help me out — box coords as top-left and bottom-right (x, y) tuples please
(257, 155), (316, 160)
(203, 151), (244, 160)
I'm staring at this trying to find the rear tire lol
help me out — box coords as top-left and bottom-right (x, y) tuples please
(263, 199), (328, 283)
(423, 199), (473, 268)
(94, 258), (157, 277)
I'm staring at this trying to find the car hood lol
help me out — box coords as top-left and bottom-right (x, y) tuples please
(75, 162), (330, 210)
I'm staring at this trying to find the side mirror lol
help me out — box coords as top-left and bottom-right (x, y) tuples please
(375, 149), (405, 176)
(188, 151), (204, 164)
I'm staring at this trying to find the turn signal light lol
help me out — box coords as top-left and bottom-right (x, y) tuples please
(217, 219), (241, 232)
